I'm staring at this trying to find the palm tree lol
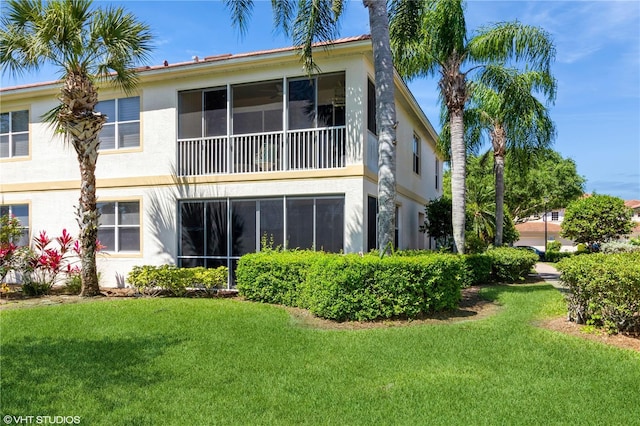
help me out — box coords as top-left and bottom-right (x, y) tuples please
(390, 0), (555, 253)
(224, 0), (408, 255)
(466, 68), (556, 245)
(0, 0), (152, 296)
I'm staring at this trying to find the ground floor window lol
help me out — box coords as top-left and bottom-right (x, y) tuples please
(96, 201), (141, 253)
(0, 204), (29, 246)
(366, 196), (399, 251)
(178, 195), (344, 283)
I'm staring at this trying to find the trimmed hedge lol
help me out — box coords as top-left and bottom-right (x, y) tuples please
(300, 254), (463, 321)
(397, 250), (492, 287)
(485, 247), (538, 282)
(461, 254), (493, 287)
(127, 265), (227, 296)
(237, 251), (465, 321)
(235, 251), (322, 306)
(557, 252), (640, 333)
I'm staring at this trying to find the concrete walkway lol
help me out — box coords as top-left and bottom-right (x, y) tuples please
(534, 262), (568, 293)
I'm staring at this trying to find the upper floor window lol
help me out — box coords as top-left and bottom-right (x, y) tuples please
(412, 134), (421, 175)
(97, 201), (141, 253)
(0, 204), (29, 246)
(435, 159), (440, 190)
(367, 79), (377, 135)
(233, 80), (283, 134)
(551, 211), (559, 221)
(96, 97), (140, 150)
(288, 73), (345, 130)
(0, 110), (29, 158)
(179, 88), (227, 139)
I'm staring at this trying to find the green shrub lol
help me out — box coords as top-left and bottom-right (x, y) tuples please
(546, 240), (561, 252)
(127, 265), (227, 297)
(236, 250), (322, 306)
(299, 253), (463, 321)
(461, 254), (492, 287)
(557, 252), (640, 333)
(236, 251), (463, 322)
(62, 272), (83, 295)
(485, 247), (538, 282)
(544, 251), (573, 263)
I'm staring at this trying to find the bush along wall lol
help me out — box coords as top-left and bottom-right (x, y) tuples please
(237, 251), (465, 322)
(127, 265), (228, 296)
(557, 252), (640, 334)
(236, 250), (323, 306)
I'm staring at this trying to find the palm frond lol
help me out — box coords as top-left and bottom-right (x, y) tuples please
(223, 0), (255, 37)
(292, 0), (342, 73)
(271, 0), (296, 35)
(468, 21), (556, 74)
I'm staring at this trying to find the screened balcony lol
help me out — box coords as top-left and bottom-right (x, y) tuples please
(176, 73), (346, 177)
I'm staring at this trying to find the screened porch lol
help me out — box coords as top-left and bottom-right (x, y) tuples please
(176, 73), (346, 177)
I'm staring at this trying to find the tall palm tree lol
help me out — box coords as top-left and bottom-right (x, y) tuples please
(390, 0), (555, 253)
(467, 68), (556, 246)
(0, 0), (152, 296)
(224, 0), (408, 255)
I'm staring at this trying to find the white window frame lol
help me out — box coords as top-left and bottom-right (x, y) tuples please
(0, 204), (29, 245)
(412, 133), (421, 175)
(0, 110), (29, 158)
(97, 200), (141, 253)
(97, 97), (140, 150)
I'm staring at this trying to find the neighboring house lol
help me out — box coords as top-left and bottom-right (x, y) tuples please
(0, 35), (443, 288)
(624, 199), (640, 238)
(514, 209), (575, 252)
(515, 199), (640, 251)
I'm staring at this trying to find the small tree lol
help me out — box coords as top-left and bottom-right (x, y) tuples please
(421, 197), (454, 250)
(561, 194), (633, 251)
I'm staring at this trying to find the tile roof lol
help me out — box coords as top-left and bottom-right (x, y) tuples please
(515, 222), (562, 233)
(624, 200), (640, 209)
(1, 35), (371, 92)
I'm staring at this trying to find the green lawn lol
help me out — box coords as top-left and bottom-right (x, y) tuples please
(1, 284), (639, 425)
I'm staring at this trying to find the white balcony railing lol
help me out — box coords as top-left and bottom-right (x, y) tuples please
(177, 126), (345, 176)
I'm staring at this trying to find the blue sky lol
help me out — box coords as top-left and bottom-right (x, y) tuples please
(2, 0), (639, 200)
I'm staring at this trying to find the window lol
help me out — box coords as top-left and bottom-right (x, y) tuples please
(286, 197), (344, 252)
(412, 134), (421, 175)
(551, 211), (559, 221)
(288, 73), (346, 130)
(367, 196), (377, 251)
(178, 196), (344, 280)
(233, 80), (283, 134)
(367, 79), (377, 135)
(435, 159), (440, 190)
(0, 110), (29, 158)
(97, 201), (141, 252)
(178, 88), (227, 139)
(96, 97), (140, 150)
(0, 204), (29, 246)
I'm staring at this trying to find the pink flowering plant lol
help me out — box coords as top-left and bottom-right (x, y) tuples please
(20, 229), (83, 296)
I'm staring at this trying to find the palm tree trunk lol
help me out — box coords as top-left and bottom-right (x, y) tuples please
(492, 126), (506, 246)
(57, 72), (105, 296)
(494, 154), (505, 246)
(365, 0), (397, 255)
(450, 109), (466, 254)
(77, 148), (101, 296)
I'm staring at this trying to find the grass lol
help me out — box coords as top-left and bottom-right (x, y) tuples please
(1, 284), (639, 425)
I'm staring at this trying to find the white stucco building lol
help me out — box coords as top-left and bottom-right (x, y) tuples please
(1, 36), (443, 287)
